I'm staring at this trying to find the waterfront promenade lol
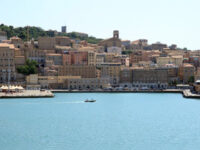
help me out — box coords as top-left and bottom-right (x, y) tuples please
(0, 90), (54, 98)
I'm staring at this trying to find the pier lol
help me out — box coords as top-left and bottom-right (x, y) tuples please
(183, 90), (200, 99)
(0, 90), (54, 98)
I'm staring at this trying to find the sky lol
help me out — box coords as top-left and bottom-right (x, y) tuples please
(0, 0), (200, 50)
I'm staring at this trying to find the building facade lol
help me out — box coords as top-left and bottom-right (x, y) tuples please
(132, 68), (168, 89)
(0, 43), (16, 83)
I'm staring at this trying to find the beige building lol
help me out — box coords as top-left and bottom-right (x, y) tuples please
(157, 56), (183, 66)
(88, 51), (96, 66)
(67, 78), (110, 90)
(45, 53), (63, 65)
(195, 67), (200, 81)
(10, 37), (23, 48)
(120, 67), (133, 84)
(178, 63), (194, 83)
(38, 37), (55, 50)
(26, 74), (39, 85)
(99, 31), (122, 52)
(105, 53), (116, 62)
(132, 68), (168, 88)
(100, 63), (121, 86)
(131, 39), (148, 50)
(26, 48), (46, 64)
(55, 36), (72, 46)
(96, 53), (105, 66)
(26, 74), (82, 89)
(0, 43), (16, 83)
(26, 74), (40, 90)
(15, 56), (25, 66)
(58, 65), (96, 78)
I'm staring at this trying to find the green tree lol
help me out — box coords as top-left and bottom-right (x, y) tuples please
(0, 24), (102, 44)
(122, 50), (133, 55)
(188, 76), (194, 83)
(17, 60), (38, 75)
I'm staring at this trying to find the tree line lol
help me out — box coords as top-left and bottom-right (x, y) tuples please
(0, 24), (102, 44)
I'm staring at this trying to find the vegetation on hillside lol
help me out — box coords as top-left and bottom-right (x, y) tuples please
(0, 24), (102, 44)
(58, 32), (102, 44)
(122, 50), (133, 55)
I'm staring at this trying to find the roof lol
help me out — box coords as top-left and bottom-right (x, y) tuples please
(46, 53), (62, 56)
(10, 36), (21, 40)
(0, 43), (15, 49)
(182, 63), (194, 67)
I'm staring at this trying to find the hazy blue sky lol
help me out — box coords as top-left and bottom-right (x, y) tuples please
(0, 0), (200, 49)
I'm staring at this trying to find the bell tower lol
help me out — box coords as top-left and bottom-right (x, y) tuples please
(113, 30), (119, 39)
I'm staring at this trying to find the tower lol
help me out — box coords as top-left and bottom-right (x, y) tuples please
(113, 30), (119, 39)
(61, 26), (67, 33)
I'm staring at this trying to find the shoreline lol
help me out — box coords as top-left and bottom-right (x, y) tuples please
(51, 89), (200, 99)
(51, 89), (182, 93)
(0, 89), (200, 99)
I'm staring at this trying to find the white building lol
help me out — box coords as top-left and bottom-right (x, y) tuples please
(107, 46), (122, 55)
(0, 31), (7, 43)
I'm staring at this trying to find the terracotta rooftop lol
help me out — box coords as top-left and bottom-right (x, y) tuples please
(0, 43), (15, 49)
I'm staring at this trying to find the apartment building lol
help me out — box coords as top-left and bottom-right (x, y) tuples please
(178, 63), (195, 83)
(88, 51), (96, 66)
(156, 56), (183, 66)
(132, 67), (168, 88)
(58, 65), (96, 78)
(67, 78), (110, 90)
(38, 37), (55, 50)
(99, 63), (121, 86)
(0, 43), (16, 83)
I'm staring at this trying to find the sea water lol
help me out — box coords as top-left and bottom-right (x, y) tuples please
(0, 93), (200, 150)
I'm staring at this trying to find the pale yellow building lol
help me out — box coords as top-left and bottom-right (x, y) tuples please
(58, 65), (96, 78)
(38, 37), (55, 50)
(67, 78), (110, 90)
(100, 63), (121, 86)
(26, 74), (39, 85)
(88, 51), (96, 66)
(178, 63), (194, 83)
(157, 56), (183, 66)
(0, 43), (16, 83)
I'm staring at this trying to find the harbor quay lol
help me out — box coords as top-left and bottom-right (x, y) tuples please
(51, 89), (200, 99)
(0, 90), (54, 98)
(0, 88), (199, 99)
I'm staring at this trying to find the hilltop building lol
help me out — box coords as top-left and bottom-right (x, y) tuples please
(61, 26), (67, 33)
(99, 30), (122, 53)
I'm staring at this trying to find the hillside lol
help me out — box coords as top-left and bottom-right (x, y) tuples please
(0, 24), (102, 44)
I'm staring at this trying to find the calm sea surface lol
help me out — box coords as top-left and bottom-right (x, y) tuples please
(0, 93), (200, 150)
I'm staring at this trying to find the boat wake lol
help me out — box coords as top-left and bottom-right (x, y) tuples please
(54, 101), (85, 104)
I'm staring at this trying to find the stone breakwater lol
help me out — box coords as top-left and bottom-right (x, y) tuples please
(51, 89), (200, 99)
(0, 90), (54, 98)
